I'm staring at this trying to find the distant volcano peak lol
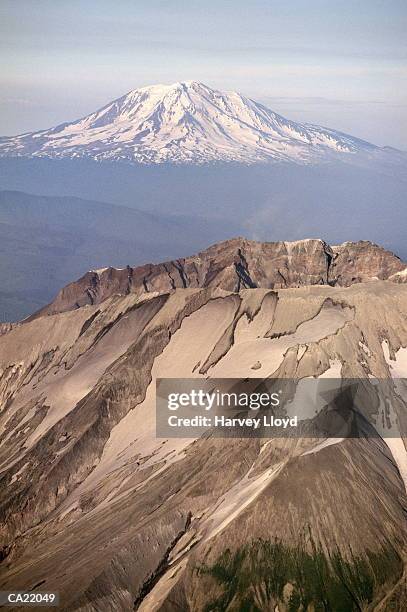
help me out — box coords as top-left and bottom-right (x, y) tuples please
(0, 80), (389, 165)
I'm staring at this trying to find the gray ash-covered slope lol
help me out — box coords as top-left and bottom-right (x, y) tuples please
(0, 240), (406, 609)
(33, 237), (406, 319)
(0, 81), (403, 166)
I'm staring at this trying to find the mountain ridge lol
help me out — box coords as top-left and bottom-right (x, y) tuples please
(0, 81), (399, 166)
(29, 236), (406, 320)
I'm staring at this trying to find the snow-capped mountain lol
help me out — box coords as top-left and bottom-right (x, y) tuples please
(0, 81), (386, 164)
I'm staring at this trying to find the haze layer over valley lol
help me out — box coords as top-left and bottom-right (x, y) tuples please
(0, 190), (241, 320)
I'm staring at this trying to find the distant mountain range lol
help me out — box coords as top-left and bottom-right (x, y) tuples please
(0, 81), (404, 165)
(0, 190), (242, 321)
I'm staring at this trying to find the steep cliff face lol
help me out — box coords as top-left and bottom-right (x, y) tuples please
(0, 277), (406, 610)
(30, 238), (405, 319)
(331, 241), (406, 286)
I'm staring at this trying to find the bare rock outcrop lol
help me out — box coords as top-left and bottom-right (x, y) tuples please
(330, 240), (405, 285)
(29, 237), (405, 320)
(0, 322), (18, 337)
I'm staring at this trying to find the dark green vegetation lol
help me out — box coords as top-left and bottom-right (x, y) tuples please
(197, 538), (402, 611)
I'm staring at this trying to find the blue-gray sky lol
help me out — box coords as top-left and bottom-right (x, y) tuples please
(1, 0), (406, 148)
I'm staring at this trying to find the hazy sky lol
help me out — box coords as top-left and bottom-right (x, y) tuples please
(1, 0), (406, 148)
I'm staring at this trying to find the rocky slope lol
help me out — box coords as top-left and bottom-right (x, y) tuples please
(0, 267), (406, 609)
(32, 237), (406, 319)
(0, 81), (402, 166)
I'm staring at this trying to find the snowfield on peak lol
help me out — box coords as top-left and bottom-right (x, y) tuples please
(0, 81), (387, 165)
